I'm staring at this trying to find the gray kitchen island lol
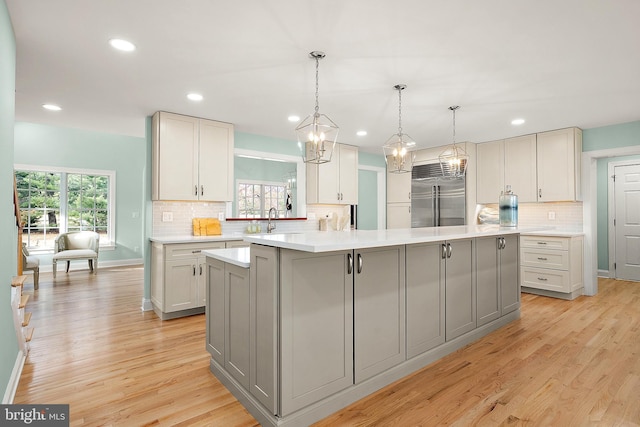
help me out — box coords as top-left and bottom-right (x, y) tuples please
(204, 225), (528, 427)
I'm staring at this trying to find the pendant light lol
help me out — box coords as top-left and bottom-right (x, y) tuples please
(439, 106), (469, 177)
(295, 51), (339, 164)
(383, 84), (416, 174)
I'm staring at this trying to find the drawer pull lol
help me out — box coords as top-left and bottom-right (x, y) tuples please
(537, 257), (548, 261)
(192, 250), (201, 254)
(537, 277), (548, 281)
(537, 242), (547, 245)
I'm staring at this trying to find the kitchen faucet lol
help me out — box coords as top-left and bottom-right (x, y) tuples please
(267, 207), (277, 233)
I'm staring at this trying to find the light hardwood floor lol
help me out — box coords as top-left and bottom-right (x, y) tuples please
(14, 267), (640, 426)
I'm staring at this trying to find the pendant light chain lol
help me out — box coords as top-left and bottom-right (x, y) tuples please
(397, 87), (403, 136)
(314, 55), (320, 115)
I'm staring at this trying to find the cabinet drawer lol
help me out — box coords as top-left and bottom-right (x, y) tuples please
(520, 248), (569, 270)
(521, 267), (570, 293)
(521, 235), (569, 251)
(166, 242), (225, 260)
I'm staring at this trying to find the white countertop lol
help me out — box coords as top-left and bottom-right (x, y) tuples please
(243, 225), (548, 253)
(149, 234), (246, 244)
(202, 247), (250, 268)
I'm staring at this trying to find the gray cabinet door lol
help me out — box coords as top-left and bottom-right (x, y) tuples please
(225, 263), (250, 390)
(500, 234), (520, 314)
(250, 244), (278, 414)
(476, 237), (500, 327)
(354, 245), (406, 383)
(445, 239), (475, 341)
(406, 242), (445, 359)
(206, 258), (225, 365)
(279, 249), (353, 416)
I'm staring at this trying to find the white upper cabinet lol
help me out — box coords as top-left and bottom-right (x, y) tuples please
(505, 134), (537, 203)
(536, 127), (582, 202)
(386, 155), (412, 204)
(476, 128), (581, 204)
(152, 111), (234, 201)
(476, 139), (504, 204)
(307, 143), (358, 205)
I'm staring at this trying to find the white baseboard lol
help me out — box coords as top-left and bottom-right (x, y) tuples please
(597, 269), (610, 278)
(141, 298), (153, 312)
(37, 258), (144, 273)
(2, 351), (26, 404)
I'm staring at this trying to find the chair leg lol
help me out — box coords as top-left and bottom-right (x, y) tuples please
(89, 259), (93, 272)
(66, 260), (70, 272)
(53, 260), (57, 278)
(34, 268), (39, 290)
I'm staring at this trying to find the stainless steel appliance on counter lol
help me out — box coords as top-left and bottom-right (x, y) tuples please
(411, 163), (465, 227)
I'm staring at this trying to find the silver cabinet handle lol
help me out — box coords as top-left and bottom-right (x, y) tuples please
(538, 188), (542, 199)
(192, 250), (201, 254)
(195, 185), (198, 196)
(357, 253), (363, 274)
(537, 277), (548, 281)
(347, 253), (353, 275)
(442, 243), (447, 259)
(199, 265), (203, 275)
(193, 265), (196, 276)
(537, 242), (547, 245)
(408, 192), (411, 200)
(447, 243), (452, 258)
(497, 237), (504, 250)
(200, 185), (204, 196)
(337, 192), (340, 201)
(537, 257), (548, 261)
(502, 237), (506, 249)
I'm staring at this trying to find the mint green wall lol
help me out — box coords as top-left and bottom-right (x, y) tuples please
(584, 121), (640, 271)
(0, 0), (20, 398)
(357, 169), (378, 229)
(235, 131), (300, 156)
(359, 150), (387, 168)
(583, 121), (640, 152)
(13, 122), (147, 264)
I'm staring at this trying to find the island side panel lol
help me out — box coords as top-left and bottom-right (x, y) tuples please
(250, 244), (279, 414)
(279, 248), (354, 416)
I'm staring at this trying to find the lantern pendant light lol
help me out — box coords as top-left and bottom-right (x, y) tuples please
(383, 84), (416, 174)
(439, 106), (469, 177)
(296, 51), (339, 164)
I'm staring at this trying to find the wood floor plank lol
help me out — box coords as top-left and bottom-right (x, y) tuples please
(14, 269), (640, 426)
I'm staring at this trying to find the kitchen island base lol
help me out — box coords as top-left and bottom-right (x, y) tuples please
(522, 286), (583, 301)
(209, 309), (520, 427)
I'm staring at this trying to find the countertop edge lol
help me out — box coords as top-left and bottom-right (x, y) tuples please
(202, 248), (250, 268)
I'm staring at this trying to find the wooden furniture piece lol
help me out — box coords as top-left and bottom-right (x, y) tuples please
(21, 243), (40, 290)
(52, 231), (100, 278)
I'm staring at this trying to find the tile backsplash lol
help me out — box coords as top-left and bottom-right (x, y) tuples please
(152, 201), (347, 236)
(478, 201), (583, 231)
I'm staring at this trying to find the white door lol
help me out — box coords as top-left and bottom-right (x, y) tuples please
(614, 164), (640, 281)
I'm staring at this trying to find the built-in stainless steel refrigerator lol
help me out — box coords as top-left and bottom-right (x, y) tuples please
(411, 163), (466, 227)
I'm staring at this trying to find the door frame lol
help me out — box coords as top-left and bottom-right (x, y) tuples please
(583, 145), (640, 296)
(607, 159), (640, 278)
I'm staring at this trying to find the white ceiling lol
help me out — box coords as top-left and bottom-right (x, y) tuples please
(7, 0), (640, 153)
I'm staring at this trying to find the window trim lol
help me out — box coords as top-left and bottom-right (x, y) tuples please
(14, 164), (116, 249)
(236, 179), (287, 218)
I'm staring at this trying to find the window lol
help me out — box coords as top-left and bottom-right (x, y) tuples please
(237, 180), (287, 218)
(15, 165), (115, 250)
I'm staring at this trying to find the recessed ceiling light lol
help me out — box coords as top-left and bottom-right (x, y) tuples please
(109, 38), (136, 52)
(288, 115), (300, 122)
(356, 130), (367, 136)
(511, 118), (525, 125)
(42, 104), (62, 111)
(187, 93), (203, 101)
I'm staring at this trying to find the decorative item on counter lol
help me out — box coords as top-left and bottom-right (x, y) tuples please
(246, 220), (262, 234)
(192, 218), (222, 236)
(477, 206), (499, 224)
(319, 215), (329, 231)
(499, 185), (518, 227)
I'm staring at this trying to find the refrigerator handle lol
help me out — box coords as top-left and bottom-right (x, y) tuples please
(435, 185), (441, 227)
(431, 185), (437, 227)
